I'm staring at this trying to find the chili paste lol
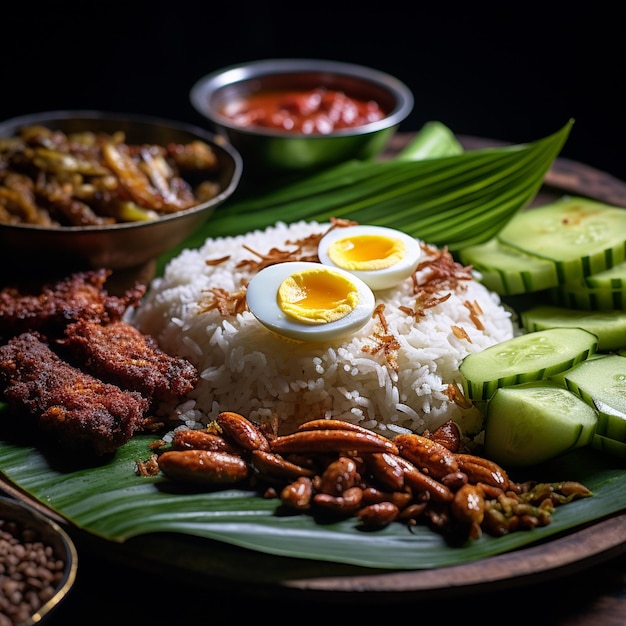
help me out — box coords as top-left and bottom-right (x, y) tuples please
(220, 88), (387, 134)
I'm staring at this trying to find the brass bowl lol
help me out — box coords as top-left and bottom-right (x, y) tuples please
(0, 495), (78, 625)
(190, 58), (413, 175)
(0, 110), (243, 281)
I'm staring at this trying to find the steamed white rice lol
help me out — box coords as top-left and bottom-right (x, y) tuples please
(132, 220), (515, 439)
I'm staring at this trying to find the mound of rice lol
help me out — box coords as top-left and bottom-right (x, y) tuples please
(132, 220), (515, 439)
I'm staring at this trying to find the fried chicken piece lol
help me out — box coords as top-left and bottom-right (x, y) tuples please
(0, 332), (150, 456)
(59, 319), (198, 403)
(0, 269), (145, 340)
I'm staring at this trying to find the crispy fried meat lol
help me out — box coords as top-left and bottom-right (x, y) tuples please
(59, 319), (198, 404)
(0, 332), (150, 455)
(0, 269), (145, 340)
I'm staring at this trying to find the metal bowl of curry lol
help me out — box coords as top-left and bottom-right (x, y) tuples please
(190, 58), (414, 175)
(0, 110), (242, 279)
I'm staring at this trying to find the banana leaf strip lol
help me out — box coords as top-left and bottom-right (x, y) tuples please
(0, 426), (623, 571)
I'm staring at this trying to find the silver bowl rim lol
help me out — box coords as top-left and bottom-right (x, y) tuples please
(190, 58), (414, 139)
(0, 109), (243, 233)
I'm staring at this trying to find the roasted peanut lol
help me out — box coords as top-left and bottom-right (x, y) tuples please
(251, 449), (316, 481)
(397, 501), (429, 522)
(361, 486), (413, 510)
(393, 454), (454, 503)
(280, 476), (314, 510)
(298, 418), (375, 432)
(299, 419), (398, 446)
(363, 452), (405, 491)
(170, 429), (238, 453)
(313, 486), (363, 515)
(357, 501), (400, 528)
(140, 406), (591, 541)
(476, 481), (505, 499)
(158, 449), (249, 484)
(451, 483), (485, 528)
(270, 429), (398, 455)
(395, 433), (459, 479)
(317, 456), (360, 496)
(440, 470), (468, 491)
(216, 411), (270, 452)
(455, 453), (510, 490)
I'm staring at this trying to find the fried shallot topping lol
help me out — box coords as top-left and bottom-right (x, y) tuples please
(401, 244), (474, 317)
(202, 218), (357, 274)
(194, 225), (483, 390)
(198, 287), (248, 316)
(444, 383), (473, 409)
(464, 300), (485, 331)
(198, 222), (355, 313)
(362, 304), (400, 372)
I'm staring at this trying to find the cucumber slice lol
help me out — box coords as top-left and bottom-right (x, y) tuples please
(458, 238), (558, 296)
(550, 282), (626, 311)
(483, 380), (598, 467)
(552, 260), (626, 313)
(585, 260), (626, 289)
(521, 305), (626, 351)
(497, 196), (626, 284)
(557, 354), (626, 442)
(459, 327), (598, 402)
(591, 433), (626, 458)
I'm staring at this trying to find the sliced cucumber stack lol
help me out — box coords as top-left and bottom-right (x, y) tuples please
(458, 197), (626, 310)
(461, 197), (626, 294)
(459, 327), (598, 402)
(551, 260), (626, 311)
(459, 238), (558, 295)
(550, 283), (626, 311)
(585, 259), (626, 289)
(483, 380), (597, 467)
(497, 196), (626, 284)
(555, 354), (626, 443)
(459, 197), (626, 464)
(591, 433), (626, 457)
(461, 196), (626, 350)
(521, 305), (626, 351)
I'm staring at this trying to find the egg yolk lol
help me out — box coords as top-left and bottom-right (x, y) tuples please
(327, 234), (406, 271)
(277, 268), (359, 324)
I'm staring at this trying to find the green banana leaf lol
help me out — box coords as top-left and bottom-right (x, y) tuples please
(0, 118), (623, 576)
(156, 120), (573, 275)
(0, 419), (623, 571)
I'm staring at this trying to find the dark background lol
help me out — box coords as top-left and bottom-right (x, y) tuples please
(3, 2), (625, 179)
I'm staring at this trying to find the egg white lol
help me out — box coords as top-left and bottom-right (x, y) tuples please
(246, 261), (376, 342)
(318, 224), (422, 290)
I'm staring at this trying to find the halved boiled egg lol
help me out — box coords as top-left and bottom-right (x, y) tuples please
(318, 224), (422, 290)
(246, 261), (376, 342)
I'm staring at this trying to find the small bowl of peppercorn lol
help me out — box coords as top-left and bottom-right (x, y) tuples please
(0, 495), (77, 625)
(190, 58), (414, 176)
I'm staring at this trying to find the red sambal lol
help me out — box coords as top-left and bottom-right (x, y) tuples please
(220, 88), (387, 134)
